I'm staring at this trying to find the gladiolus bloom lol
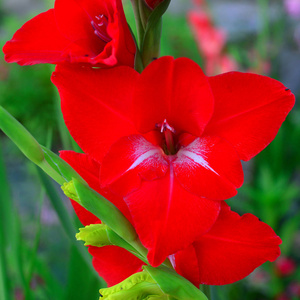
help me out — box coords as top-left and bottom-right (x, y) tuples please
(3, 0), (135, 67)
(52, 56), (294, 267)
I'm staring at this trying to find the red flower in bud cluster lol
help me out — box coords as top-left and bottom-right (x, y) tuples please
(52, 56), (294, 268)
(3, 0), (135, 67)
(145, 0), (164, 9)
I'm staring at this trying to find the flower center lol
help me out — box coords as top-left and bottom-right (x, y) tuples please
(156, 119), (177, 155)
(91, 15), (112, 43)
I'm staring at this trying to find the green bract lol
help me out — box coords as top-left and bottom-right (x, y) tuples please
(99, 271), (168, 300)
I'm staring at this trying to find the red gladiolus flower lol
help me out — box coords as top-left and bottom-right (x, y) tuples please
(171, 202), (281, 286)
(3, 0), (135, 67)
(52, 56), (294, 267)
(60, 151), (144, 287)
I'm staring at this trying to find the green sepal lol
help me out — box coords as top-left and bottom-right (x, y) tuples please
(99, 271), (167, 300)
(41, 146), (86, 184)
(77, 224), (113, 247)
(0, 105), (44, 165)
(144, 266), (208, 300)
(76, 223), (135, 251)
(76, 222), (148, 263)
(62, 181), (79, 203)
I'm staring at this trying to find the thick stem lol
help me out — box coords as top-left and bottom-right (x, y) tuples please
(130, 0), (145, 48)
(201, 285), (211, 300)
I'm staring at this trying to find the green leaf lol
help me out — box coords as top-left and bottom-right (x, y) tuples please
(41, 146), (86, 184)
(0, 105), (65, 184)
(64, 243), (104, 300)
(0, 105), (44, 165)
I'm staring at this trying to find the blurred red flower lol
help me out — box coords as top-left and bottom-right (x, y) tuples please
(275, 256), (296, 277)
(3, 0), (135, 67)
(188, 4), (238, 75)
(52, 56), (294, 267)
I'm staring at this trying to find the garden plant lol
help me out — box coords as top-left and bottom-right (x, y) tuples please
(0, 0), (299, 299)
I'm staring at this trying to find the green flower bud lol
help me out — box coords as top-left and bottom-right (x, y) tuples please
(99, 271), (168, 300)
(76, 223), (135, 250)
(61, 181), (80, 203)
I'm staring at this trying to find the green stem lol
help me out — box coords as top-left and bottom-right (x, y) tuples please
(201, 285), (211, 300)
(130, 0), (145, 48)
(25, 190), (44, 290)
(0, 105), (66, 185)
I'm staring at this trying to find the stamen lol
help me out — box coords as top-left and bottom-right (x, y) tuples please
(91, 15), (111, 43)
(159, 119), (176, 133)
(156, 119), (176, 155)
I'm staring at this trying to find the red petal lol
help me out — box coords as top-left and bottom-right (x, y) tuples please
(60, 150), (133, 225)
(125, 167), (221, 267)
(89, 246), (144, 287)
(173, 136), (243, 200)
(52, 65), (139, 162)
(205, 72), (295, 161)
(133, 57), (214, 137)
(173, 203), (282, 286)
(100, 135), (168, 196)
(3, 9), (70, 65)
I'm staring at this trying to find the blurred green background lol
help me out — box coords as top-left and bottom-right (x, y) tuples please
(0, 0), (299, 299)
